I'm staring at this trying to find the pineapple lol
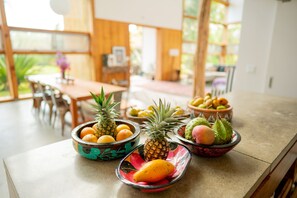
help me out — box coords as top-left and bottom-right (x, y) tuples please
(90, 87), (119, 138)
(143, 99), (184, 161)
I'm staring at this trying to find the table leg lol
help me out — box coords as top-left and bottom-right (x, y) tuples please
(70, 99), (78, 128)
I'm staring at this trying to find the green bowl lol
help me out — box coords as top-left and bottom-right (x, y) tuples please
(71, 119), (141, 161)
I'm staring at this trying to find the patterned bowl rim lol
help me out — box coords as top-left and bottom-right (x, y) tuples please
(188, 103), (233, 113)
(174, 124), (241, 149)
(115, 142), (192, 190)
(71, 119), (141, 146)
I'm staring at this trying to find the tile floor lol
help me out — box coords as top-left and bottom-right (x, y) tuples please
(0, 80), (192, 197)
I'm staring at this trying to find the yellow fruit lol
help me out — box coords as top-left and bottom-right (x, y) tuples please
(191, 97), (204, 106)
(82, 134), (98, 143)
(138, 110), (149, 117)
(129, 108), (140, 116)
(172, 108), (184, 116)
(116, 129), (133, 141)
(116, 124), (130, 134)
(133, 159), (175, 183)
(147, 105), (155, 111)
(97, 135), (115, 143)
(80, 127), (96, 139)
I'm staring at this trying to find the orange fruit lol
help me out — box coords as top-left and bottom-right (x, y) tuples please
(80, 127), (96, 139)
(97, 135), (116, 143)
(92, 123), (98, 132)
(116, 129), (133, 141)
(82, 134), (98, 143)
(116, 124), (131, 135)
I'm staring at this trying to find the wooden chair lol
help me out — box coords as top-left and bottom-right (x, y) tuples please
(27, 80), (43, 115)
(37, 82), (54, 123)
(49, 87), (70, 135)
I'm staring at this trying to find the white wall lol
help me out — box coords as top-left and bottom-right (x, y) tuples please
(95, 0), (183, 30)
(234, 0), (297, 98)
(227, 0), (244, 23)
(233, 0), (277, 93)
(264, 1), (297, 98)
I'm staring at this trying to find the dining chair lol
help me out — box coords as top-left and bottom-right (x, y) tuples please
(27, 80), (43, 115)
(37, 82), (54, 123)
(211, 66), (236, 97)
(49, 87), (71, 135)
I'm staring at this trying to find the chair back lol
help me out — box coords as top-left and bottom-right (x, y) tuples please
(211, 66), (236, 97)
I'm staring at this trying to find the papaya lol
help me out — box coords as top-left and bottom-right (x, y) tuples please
(133, 159), (174, 183)
(185, 117), (211, 140)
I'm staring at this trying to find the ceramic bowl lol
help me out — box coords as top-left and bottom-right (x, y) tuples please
(174, 125), (241, 157)
(126, 109), (191, 125)
(115, 142), (192, 193)
(187, 103), (233, 122)
(71, 119), (141, 161)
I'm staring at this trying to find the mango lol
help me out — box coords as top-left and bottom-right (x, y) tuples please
(133, 159), (175, 183)
(192, 125), (215, 145)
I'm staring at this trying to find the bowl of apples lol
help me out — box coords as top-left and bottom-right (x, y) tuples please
(188, 93), (233, 122)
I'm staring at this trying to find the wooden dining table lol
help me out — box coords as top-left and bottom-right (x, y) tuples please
(26, 74), (127, 128)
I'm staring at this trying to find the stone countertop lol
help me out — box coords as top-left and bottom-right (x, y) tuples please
(4, 138), (269, 198)
(3, 91), (297, 198)
(227, 92), (297, 170)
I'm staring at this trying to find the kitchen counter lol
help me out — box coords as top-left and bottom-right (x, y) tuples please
(3, 92), (297, 198)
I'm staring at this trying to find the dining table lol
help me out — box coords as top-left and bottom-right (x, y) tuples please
(26, 74), (127, 128)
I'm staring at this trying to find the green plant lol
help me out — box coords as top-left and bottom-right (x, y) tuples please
(0, 55), (38, 91)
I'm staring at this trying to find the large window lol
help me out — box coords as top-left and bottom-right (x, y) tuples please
(0, 0), (91, 101)
(181, 0), (242, 82)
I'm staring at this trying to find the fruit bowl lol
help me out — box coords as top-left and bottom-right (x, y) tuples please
(115, 142), (192, 193)
(188, 103), (233, 122)
(174, 125), (241, 157)
(126, 113), (148, 125)
(71, 119), (141, 161)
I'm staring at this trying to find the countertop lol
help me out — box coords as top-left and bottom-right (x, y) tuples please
(3, 91), (297, 198)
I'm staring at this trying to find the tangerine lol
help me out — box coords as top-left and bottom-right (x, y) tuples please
(97, 135), (115, 143)
(116, 129), (133, 141)
(82, 134), (98, 143)
(80, 127), (96, 139)
(92, 123), (98, 132)
(116, 124), (131, 134)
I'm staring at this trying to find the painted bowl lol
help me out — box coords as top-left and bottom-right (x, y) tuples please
(174, 125), (241, 157)
(115, 142), (192, 193)
(188, 103), (233, 122)
(71, 119), (141, 161)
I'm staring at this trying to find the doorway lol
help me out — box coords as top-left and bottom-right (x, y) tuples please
(129, 24), (157, 81)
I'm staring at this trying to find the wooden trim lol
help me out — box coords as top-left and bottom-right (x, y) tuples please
(9, 26), (90, 36)
(12, 51), (91, 55)
(0, 0), (18, 98)
(213, 0), (230, 6)
(183, 15), (198, 20)
(193, 0), (211, 97)
(210, 20), (227, 26)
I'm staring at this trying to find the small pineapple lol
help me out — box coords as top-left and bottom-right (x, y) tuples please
(90, 87), (119, 138)
(143, 99), (184, 161)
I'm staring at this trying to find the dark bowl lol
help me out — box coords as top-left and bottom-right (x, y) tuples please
(71, 119), (141, 161)
(188, 103), (233, 122)
(115, 142), (192, 193)
(174, 125), (241, 157)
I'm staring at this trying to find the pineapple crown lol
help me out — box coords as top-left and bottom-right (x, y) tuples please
(143, 99), (184, 140)
(90, 87), (119, 121)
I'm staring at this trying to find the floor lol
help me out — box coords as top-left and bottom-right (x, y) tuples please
(0, 77), (195, 197)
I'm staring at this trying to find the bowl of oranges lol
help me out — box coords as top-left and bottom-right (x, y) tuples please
(188, 93), (233, 122)
(71, 119), (141, 161)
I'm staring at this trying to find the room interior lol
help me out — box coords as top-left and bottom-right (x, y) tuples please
(0, 0), (297, 197)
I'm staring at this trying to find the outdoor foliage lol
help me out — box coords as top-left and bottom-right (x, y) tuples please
(0, 55), (38, 91)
